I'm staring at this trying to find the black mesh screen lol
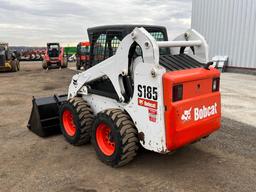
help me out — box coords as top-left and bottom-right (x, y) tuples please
(134, 32), (168, 56)
(110, 36), (120, 55)
(92, 34), (106, 64)
(80, 46), (90, 54)
(150, 32), (164, 41)
(91, 30), (169, 65)
(150, 32), (169, 55)
(105, 35), (121, 59)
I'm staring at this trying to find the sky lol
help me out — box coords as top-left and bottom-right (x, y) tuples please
(0, 0), (192, 46)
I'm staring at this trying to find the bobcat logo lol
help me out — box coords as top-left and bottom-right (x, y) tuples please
(181, 107), (192, 122)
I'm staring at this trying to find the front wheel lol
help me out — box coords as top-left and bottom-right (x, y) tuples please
(91, 109), (139, 167)
(76, 61), (81, 70)
(62, 57), (68, 68)
(60, 97), (94, 145)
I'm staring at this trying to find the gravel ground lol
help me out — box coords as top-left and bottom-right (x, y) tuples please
(0, 62), (255, 192)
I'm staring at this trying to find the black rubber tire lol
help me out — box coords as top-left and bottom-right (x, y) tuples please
(60, 97), (94, 145)
(10, 60), (18, 72)
(61, 56), (68, 68)
(91, 109), (139, 167)
(57, 62), (61, 68)
(61, 59), (68, 68)
(16, 61), (20, 71)
(61, 64), (68, 68)
(42, 61), (48, 69)
(83, 64), (90, 71)
(76, 63), (81, 70)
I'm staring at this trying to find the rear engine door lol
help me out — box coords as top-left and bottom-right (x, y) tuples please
(163, 68), (221, 150)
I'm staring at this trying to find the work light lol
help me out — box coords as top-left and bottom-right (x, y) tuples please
(173, 84), (183, 102)
(212, 78), (220, 92)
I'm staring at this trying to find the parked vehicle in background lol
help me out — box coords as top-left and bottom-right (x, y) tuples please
(0, 43), (20, 72)
(76, 41), (90, 70)
(20, 49), (45, 61)
(42, 43), (68, 69)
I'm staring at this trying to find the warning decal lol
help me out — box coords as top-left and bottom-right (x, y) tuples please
(148, 108), (157, 122)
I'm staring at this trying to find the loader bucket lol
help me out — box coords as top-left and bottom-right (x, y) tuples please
(27, 95), (67, 137)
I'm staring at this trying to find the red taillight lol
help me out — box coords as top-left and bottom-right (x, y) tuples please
(212, 78), (220, 92)
(173, 84), (183, 102)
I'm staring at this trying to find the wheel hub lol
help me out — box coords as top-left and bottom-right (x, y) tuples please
(62, 109), (76, 136)
(96, 123), (115, 156)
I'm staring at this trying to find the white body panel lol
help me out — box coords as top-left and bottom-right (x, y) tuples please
(68, 27), (208, 153)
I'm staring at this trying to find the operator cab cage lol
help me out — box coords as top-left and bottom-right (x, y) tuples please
(0, 43), (8, 50)
(0, 43), (11, 63)
(0, 43), (9, 54)
(87, 25), (169, 66)
(77, 42), (90, 55)
(85, 25), (206, 102)
(47, 43), (60, 57)
(47, 43), (60, 49)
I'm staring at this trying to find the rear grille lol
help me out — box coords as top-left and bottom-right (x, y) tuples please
(159, 54), (203, 71)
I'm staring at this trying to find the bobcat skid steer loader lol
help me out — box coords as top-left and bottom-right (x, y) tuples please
(28, 25), (221, 167)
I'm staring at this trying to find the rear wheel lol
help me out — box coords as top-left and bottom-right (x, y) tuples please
(61, 63), (68, 68)
(11, 60), (18, 72)
(17, 61), (20, 71)
(62, 57), (68, 68)
(57, 62), (61, 68)
(91, 109), (139, 167)
(60, 97), (94, 145)
(42, 61), (48, 69)
(83, 63), (90, 71)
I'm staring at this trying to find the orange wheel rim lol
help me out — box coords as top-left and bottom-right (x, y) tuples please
(96, 123), (115, 156)
(62, 109), (76, 136)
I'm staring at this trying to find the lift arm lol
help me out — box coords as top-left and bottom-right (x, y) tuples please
(68, 28), (209, 101)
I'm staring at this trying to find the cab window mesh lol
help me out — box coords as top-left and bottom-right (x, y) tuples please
(150, 32), (165, 41)
(80, 46), (90, 54)
(111, 36), (120, 55)
(105, 35), (121, 58)
(150, 32), (169, 55)
(135, 31), (168, 56)
(93, 34), (106, 64)
(91, 30), (168, 65)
